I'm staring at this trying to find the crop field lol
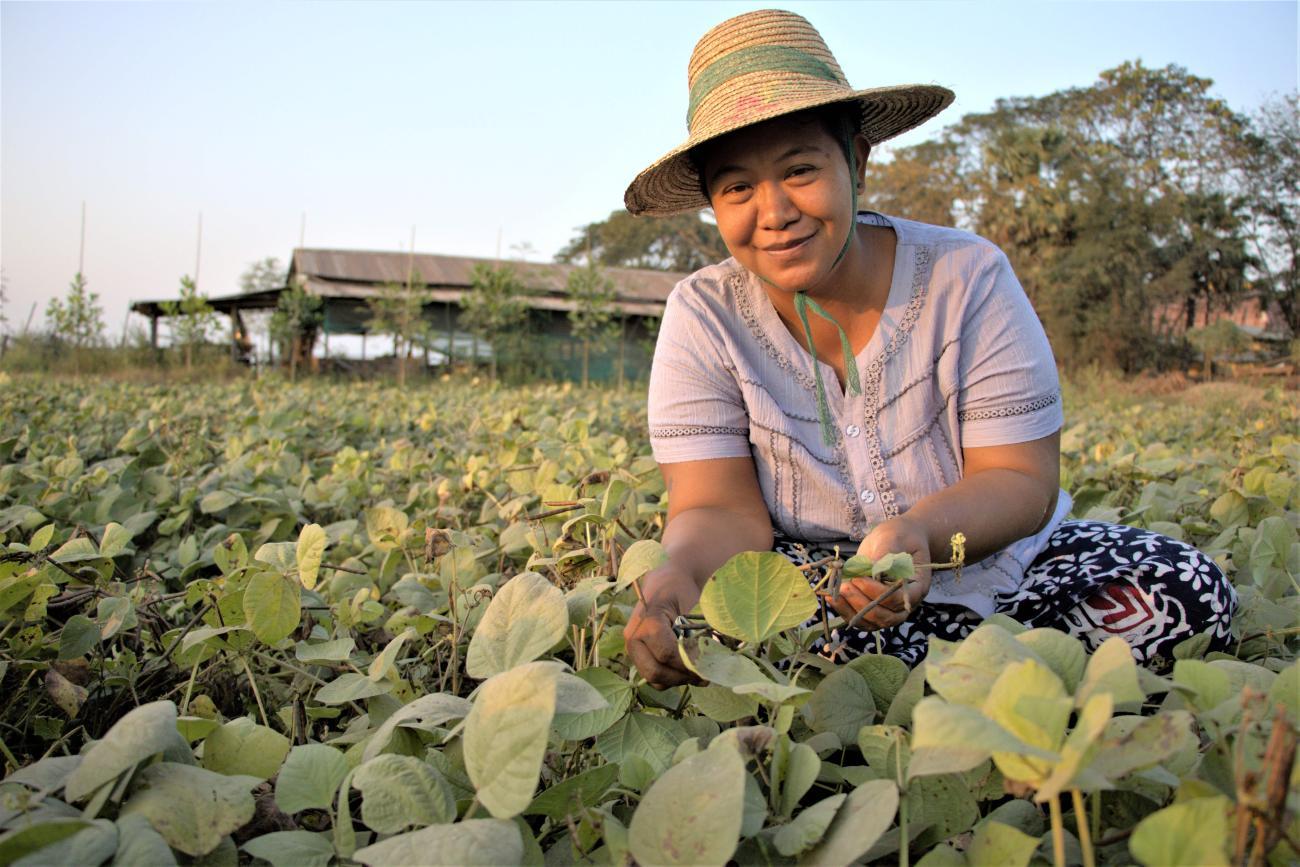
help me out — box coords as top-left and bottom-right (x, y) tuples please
(0, 374), (1296, 866)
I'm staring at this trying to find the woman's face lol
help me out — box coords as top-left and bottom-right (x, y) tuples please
(699, 113), (868, 294)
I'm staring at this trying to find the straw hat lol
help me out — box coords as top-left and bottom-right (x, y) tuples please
(624, 9), (955, 217)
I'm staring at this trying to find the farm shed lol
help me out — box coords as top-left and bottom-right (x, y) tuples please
(130, 249), (689, 381)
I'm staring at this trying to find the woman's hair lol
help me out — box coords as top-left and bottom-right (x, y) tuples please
(688, 102), (865, 202)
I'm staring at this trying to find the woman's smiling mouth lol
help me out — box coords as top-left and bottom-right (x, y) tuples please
(762, 233), (816, 258)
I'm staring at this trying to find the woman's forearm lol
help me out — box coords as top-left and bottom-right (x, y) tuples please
(659, 506), (774, 589)
(904, 467), (1059, 564)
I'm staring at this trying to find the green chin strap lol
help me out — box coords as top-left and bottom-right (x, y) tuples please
(756, 127), (863, 446)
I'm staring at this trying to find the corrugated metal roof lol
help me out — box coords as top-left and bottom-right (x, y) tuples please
(131, 248), (692, 320)
(290, 248), (686, 303)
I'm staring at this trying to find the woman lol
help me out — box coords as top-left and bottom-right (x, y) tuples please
(622, 10), (1235, 689)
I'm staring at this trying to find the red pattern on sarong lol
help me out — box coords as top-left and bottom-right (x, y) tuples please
(1081, 583), (1155, 633)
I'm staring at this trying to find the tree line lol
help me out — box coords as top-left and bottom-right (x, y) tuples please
(566, 63), (1297, 373)
(19, 62), (1294, 378)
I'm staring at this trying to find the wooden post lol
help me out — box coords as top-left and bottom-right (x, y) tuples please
(149, 313), (159, 349)
(445, 303), (454, 367)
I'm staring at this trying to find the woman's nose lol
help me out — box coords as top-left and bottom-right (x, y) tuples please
(755, 181), (800, 230)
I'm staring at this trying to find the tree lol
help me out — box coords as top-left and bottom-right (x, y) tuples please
(459, 264), (529, 379)
(556, 211), (729, 272)
(1233, 92), (1299, 335)
(239, 257), (287, 294)
(865, 61), (1255, 371)
(271, 279), (324, 381)
(366, 273), (428, 387)
(565, 261), (618, 386)
(160, 275), (218, 371)
(46, 272), (104, 373)
(1187, 319), (1253, 379)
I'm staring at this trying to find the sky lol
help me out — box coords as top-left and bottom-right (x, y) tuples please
(2, 0), (1297, 342)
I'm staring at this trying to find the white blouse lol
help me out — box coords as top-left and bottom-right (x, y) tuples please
(646, 211), (1071, 616)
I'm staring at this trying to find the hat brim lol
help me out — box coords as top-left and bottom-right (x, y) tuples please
(624, 84), (954, 217)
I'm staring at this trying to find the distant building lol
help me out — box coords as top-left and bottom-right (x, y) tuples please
(131, 248), (689, 381)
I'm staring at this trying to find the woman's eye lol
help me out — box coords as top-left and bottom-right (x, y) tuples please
(787, 165), (816, 178)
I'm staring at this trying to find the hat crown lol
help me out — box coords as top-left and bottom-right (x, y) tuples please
(684, 10), (853, 135)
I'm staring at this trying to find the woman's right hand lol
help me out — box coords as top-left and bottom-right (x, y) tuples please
(625, 565), (706, 690)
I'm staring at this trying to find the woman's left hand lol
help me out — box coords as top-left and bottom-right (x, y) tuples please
(824, 516), (932, 631)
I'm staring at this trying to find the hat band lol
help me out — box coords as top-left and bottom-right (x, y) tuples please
(687, 45), (843, 128)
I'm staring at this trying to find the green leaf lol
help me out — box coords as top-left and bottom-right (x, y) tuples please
(628, 743), (746, 867)
(99, 522), (132, 558)
(241, 831), (334, 867)
(362, 693), (473, 763)
(1015, 628), (1087, 694)
(199, 490), (238, 514)
(775, 793), (846, 856)
(51, 537), (101, 564)
(352, 754), (455, 833)
(1087, 711), (1197, 782)
(690, 685), (760, 723)
(845, 654), (910, 710)
(1075, 636), (1144, 709)
(680, 639), (769, 688)
(200, 718), (290, 781)
(3, 755), (82, 792)
(368, 628), (415, 681)
(525, 763), (620, 819)
(275, 744), (349, 814)
(0, 821), (92, 866)
(58, 614), (101, 659)
(617, 539), (667, 591)
(11, 818), (116, 867)
(253, 542), (296, 574)
(295, 523), (327, 590)
(96, 596), (136, 640)
(112, 814), (178, 867)
(315, 672), (392, 705)
(464, 571), (568, 679)
(807, 668), (876, 745)
(365, 506), (409, 551)
(294, 637), (355, 663)
(779, 742), (821, 818)
(1035, 692), (1114, 801)
(733, 681), (810, 703)
(551, 665), (631, 738)
(242, 571), (301, 645)
(925, 624), (1037, 707)
(908, 697), (1054, 780)
(596, 713), (688, 775)
(1129, 795), (1231, 866)
(120, 762), (259, 857)
(352, 819), (522, 866)
(798, 779), (898, 867)
(30, 524), (55, 551)
(1267, 661), (1299, 723)
(65, 700), (179, 802)
(965, 818), (1040, 867)
(554, 671), (611, 715)
(463, 662), (559, 819)
(699, 552), (818, 644)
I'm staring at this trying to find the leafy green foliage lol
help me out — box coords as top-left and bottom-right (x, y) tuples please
(0, 376), (1295, 865)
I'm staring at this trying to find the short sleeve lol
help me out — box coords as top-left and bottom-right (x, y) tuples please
(647, 286), (752, 463)
(956, 250), (1064, 448)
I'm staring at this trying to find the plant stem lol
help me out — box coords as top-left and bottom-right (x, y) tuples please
(1072, 789), (1096, 867)
(180, 657), (201, 715)
(1091, 790), (1102, 849)
(239, 655), (271, 728)
(1049, 793), (1066, 867)
(898, 792), (909, 867)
